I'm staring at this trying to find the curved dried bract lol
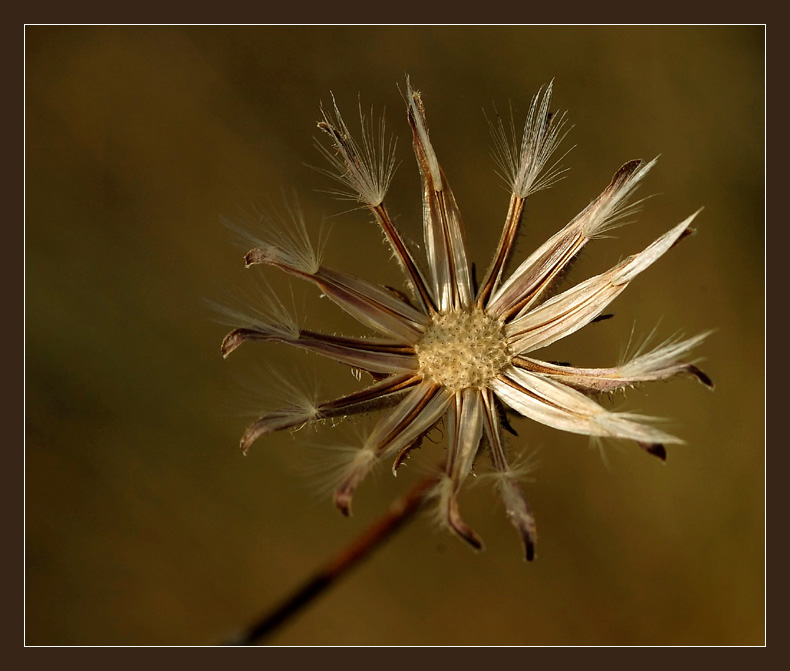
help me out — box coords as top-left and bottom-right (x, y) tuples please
(489, 159), (656, 319)
(407, 80), (473, 311)
(505, 213), (699, 354)
(240, 373), (420, 455)
(514, 332), (713, 394)
(493, 366), (682, 445)
(333, 381), (452, 516)
(222, 327), (418, 375)
(246, 246), (429, 342)
(480, 389), (537, 560)
(438, 389), (485, 548)
(317, 94), (435, 314)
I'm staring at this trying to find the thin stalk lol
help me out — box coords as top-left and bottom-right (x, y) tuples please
(372, 204), (437, 314)
(223, 474), (439, 645)
(476, 193), (525, 307)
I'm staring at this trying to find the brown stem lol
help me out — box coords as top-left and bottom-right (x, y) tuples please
(223, 474), (439, 645)
(372, 204), (437, 314)
(476, 193), (525, 307)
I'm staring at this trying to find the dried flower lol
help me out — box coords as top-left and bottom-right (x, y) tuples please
(221, 80), (712, 560)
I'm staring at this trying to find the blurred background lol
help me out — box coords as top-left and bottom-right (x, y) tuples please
(26, 26), (764, 645)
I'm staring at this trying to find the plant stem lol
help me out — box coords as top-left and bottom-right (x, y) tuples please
(223, 474), (439, 645)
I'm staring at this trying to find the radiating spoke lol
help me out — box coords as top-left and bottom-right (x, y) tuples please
(239, 373), (421, 454)
(481, 389), (536, 560)
(476, 193), (525, 307)
(407, 81), (473, 311)
(222, 327), (418, 375)
(315, 99), (436, 314)
(371, 203), (437, 314)
(246, 249), (429, 342)
(477, 83), (569, 306)
(505, 212), (699, 354)
(333, 382), (452, 516)
(437, 389), (484, 549)
(492, 365), (683, 445)
(489, 159), (656, 319)
(513, 332), (713, 394)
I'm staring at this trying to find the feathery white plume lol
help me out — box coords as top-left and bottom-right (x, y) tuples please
(620, 331), (712, 380)
(489, 81), (571, 198)
(316, 95), (398, 207)
(209, 285), (299, 344)
(225, 198), (325, 275)
(578, 158), (658, 239)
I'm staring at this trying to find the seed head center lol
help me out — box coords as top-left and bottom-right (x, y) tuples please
(415, 309), (511, 392)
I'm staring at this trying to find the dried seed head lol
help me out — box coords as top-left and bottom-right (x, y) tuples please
(222, 78), (710, 558)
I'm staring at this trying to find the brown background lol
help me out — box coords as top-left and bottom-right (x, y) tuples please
(26, 26), (764, 645)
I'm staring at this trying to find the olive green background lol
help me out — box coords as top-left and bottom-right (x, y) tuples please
(26, 26), (764, 645)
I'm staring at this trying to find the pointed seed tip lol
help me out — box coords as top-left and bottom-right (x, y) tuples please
(244, 248), (267, 267)
(464, 535), (484, 552)
(650, 444), (667, 461)
(334, 490), (353, 517)
(220, 331), (242, 358)
(449, 519), (484, 551)
(689, 365), (714, 389)
(638, 441), (667, 461)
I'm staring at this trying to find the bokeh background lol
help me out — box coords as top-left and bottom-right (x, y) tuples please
(26, 26), (764, 645)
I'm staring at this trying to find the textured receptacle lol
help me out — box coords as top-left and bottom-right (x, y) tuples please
(415, 309), (511, 392)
